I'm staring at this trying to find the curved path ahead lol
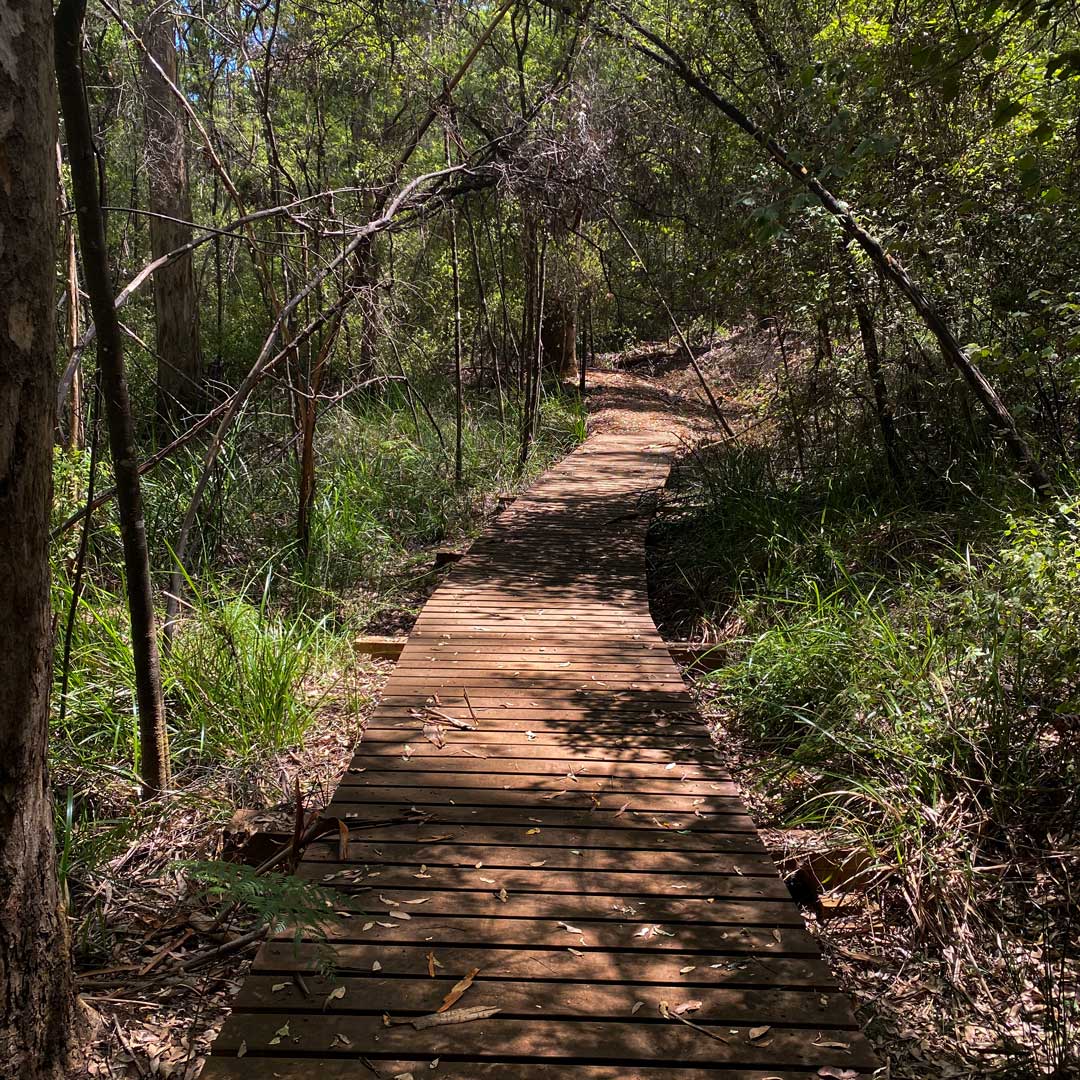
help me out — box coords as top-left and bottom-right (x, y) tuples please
(203, 429), (878, 1079)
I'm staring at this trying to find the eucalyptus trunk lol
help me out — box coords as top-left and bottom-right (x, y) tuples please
(0, 0), (76, 1072)
(134, 0), (204, 433)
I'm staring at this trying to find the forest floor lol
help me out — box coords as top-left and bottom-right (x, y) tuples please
(69, 337), (1074, 1079)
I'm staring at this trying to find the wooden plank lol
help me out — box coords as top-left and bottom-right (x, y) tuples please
(324, 801), (759, 831)
(326, 788), (748, 815)
(251, 941), (832, 985)
(301, 840), (780, 876)
(314, 821), (765, 853)
(232, 974), (857, 1025)
(300, 863), (794, 900)
(209, 1013), (878, 1068)
(336, 769), (740, 794)
(203, 1062), (827, 1080)
(274, 915), (819, 954)
(296, 888), (805, 925)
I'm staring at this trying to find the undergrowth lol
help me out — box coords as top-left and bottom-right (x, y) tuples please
(49, 380), (584, 928)
(652, 441), (1079, 1074)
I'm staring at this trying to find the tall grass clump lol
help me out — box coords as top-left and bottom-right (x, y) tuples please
(654, 442), (1078, 1067)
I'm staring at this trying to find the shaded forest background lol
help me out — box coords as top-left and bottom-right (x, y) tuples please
(4, 0), (1080, 1074)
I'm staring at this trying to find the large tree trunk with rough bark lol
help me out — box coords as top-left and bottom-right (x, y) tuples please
(0, 0), (77, 1073)
(541, 293), (578, 378)
(58, 0), (172, 796)
(134, 0), (203, 433)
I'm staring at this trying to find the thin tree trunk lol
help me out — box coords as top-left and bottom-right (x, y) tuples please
(774, 320), (806, 475)
(57, 0), (171, 796)
(56, 142), (84, 450)
(133, 0), (203, 433)
(852, 291), (906, 487)
(446, 129), (464, 487)
(612, 2), (1052, 494)
(1, 0), (77, 1070)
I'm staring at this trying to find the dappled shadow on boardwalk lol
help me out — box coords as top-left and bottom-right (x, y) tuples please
(200, 427), (879, 1079)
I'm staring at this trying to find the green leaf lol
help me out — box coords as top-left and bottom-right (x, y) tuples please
(1041, 186), (1065, 205)
(992, 98), (1025, 127)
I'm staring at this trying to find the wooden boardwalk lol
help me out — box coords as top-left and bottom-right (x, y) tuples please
(202, 432), (878, 1079)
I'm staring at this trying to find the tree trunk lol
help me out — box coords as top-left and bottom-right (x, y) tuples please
(854, 298), (906, 487)
(446, 130), (464, 486)
(134, 0), (203, 434)
(0, 0), (76, 1071)
(541, 293), (578, 378)
(57, 0), (171, 796)
(56, 143), (84, 450)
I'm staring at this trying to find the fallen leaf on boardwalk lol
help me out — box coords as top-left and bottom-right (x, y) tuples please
(679, 965), (696, 974)
(813, 1037), (852, 1052)
(337, 818), (350, 861)
(529, 860), (546, 867)
(412, 1006), (499, 1030)
(817, 1070), (859, 1079)
(540, 790), (566, 800)
(380, 894), (400, 906)
(236, 1041), (247, 1058)
(438, 968), (479, 1012)
(614, 801), (630, 817)
(673, 1000), (702, 1015)
(658, 1001), (729, 1043)
(403, 897), (430, 905)
(558, 922), (584, 934)
(525, 730), (537, 740)
(269, 1022), (290, 1045)
(402, 744), (413, 760)
(415, 865), (431, 878)
(427, 952), (442, 977)
(330, 1032), (352, 1048)
(635, 924), (674, 939)
(362, 921), (375, 931)
(392, 1071), (415, 1079)
(430, 1059), (440, 1069)
(389, 910), (412, 919)
(568, 947), (584, 956)
(271, 982), (288, 992)
(526, 828), (540, 835)
(419, 835), (454, 843)
(372, 961), (382, 971)
(422, 723), (446, 749)
(498, 888), (509, 903)
(748, 1025), (771, 1041)
(631, 1001), (644, 1015)
(322, 986), (346, 1010)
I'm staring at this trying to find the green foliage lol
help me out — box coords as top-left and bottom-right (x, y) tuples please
(180, 861), (348, 942)
(660, 443), (1078, 948)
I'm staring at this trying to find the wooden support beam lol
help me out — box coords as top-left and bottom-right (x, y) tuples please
(354, 635), (726, 668)
(352, 635), (407, 658)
